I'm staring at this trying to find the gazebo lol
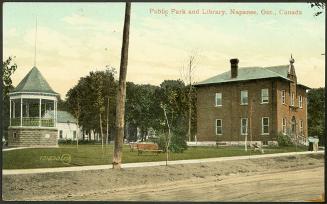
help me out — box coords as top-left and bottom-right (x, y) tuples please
(8, 66), (59, 147)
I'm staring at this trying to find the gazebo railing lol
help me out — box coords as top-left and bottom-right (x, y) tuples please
(11, 118), (21, 126)
(10, 117), (55, 127)
(41, 118), (54, 127)
(23, 117), (39, 126)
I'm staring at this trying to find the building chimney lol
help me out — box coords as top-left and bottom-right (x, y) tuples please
(230, 58), (239, 78)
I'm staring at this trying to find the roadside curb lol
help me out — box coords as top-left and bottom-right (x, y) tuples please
(3, 150), (324, 175)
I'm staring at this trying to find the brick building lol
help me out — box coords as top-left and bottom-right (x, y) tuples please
(195, 56), (309, 146)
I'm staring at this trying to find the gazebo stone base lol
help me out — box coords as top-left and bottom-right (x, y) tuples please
(8, 127), (58, 147)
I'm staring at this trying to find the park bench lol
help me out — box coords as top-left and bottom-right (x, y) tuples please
(129, 143), (138, 152)
(136, 143), (163, 155)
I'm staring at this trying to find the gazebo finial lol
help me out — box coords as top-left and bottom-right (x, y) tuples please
(34, 16), (38, 67)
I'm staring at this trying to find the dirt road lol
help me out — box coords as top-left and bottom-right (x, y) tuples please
(2, 154), (324, 201)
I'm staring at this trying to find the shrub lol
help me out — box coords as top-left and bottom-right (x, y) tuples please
(58, 139), (100, 145)
(58, 139), (73, 144)
(169, 130), (188, 153)
(78, 140), (99, 145)
(156, 133), (167, 152)
(276, 132), (293, 146)
(154, 124), (188, 153)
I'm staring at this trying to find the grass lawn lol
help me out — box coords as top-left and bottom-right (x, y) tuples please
(2, 144), (308, 169)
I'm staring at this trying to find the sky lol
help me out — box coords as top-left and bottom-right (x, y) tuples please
(3, 2), (325, 98)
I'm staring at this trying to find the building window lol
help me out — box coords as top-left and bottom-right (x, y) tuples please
(241, 118), (248, 135)
(282, 118), (287, 135)
(281, 90), (286, 104)
(73, 131), (77, 139)
(298, 95), (303, 108)
(262, 117), (269, 135)
(216, 119), (223, 135)
(300, 120), (304, 136)
(261, 89), (269, 104)
(215, 93), (222, 107)
(241, 90), (248, 105)
(59, 130), (63, 139)
(291, 92), (295, 106)
(13, 132), (17, 139)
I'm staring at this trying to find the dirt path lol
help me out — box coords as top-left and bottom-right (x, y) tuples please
(67, 167), (324, 201)
(2, 154), (324, 201)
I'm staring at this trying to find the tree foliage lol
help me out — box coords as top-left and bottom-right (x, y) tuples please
(3, 56), (17, 98)
(65, 68), (117, 140)
(309, 2), (325, 16)
(63, 71), (197, 151)
(2, 57), (17, 139)
(307, 87), (325, 145)
(125, 82), (158, 141)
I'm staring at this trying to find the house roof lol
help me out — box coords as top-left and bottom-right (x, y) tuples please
(11, 66), (58, 95)
(195, 65), (292, 86)
(45, 110), (77, 124)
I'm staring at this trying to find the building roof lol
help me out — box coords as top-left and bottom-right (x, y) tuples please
(45, 110), (77, 124)
(11, 66), (58, 94)
(195, 65), (292, 86)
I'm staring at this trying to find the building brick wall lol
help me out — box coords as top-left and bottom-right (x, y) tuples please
(276, 80), (308, 138)
(8, 127), (58, 147)
(196, 77), (308, 143)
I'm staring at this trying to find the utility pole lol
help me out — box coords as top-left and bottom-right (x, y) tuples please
(112, 2), (131, 169)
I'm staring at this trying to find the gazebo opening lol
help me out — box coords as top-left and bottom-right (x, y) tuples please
(10, 99), (56, 127)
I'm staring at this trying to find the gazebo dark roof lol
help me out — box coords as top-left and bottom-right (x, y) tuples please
(11, 66), (58, 95)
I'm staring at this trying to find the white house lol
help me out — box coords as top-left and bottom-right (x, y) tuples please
(45, 110), (81, 140)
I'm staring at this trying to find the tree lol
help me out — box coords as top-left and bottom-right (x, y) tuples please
(66, 68), (117, 142)
(154, 80), (188, 154)
(307, 87), (325, 145)
(113, 2), (131, 169)
(125, 83), (158, 141)
(309, 2), (325, 16)
(160, 103), (171, 166)
(180, 52), (199, 141)
(2, 57), (17, 140)
(157, 80), (188, 129)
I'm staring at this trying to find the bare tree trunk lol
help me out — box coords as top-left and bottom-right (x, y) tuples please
(100, 112), (104, 154)
(106, 97), (109, 145)
(162, 105), (171, 166)
(187, 57), (194, 142)
(187, 91), (192, 141)
(75, 102), (81, 149)
(113, 2), (131, 169)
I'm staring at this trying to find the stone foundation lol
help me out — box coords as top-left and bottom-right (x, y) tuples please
(8, 127), (58, 147)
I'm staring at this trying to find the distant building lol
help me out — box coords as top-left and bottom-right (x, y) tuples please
(45, 110), (81, 141)
(8, 67), (58, 147)
(194, 56), (309, 146)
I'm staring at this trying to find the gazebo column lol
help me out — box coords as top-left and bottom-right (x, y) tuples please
(9, 99), (11, 126)
(54, 100), (57, 127)
(39, 98), (42, 127)
(20, 97), (23, 127)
